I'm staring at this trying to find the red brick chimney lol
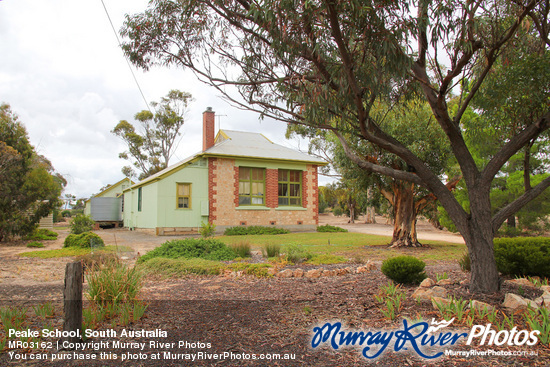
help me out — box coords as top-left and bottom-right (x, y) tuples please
(203, 107), (215, 151)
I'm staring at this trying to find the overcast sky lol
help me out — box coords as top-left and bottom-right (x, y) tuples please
(0, 0), (328, 199)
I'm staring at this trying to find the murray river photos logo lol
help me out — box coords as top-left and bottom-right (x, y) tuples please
(311, 318), (539, 359)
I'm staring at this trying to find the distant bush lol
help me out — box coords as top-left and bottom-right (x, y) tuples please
(224, 226), (289, 236)
(494, 237), (550, 278)
(61, 210), (72, 218)
(25, 228), (58, 241)
(137, 238), (237, 263)
(70, 214), (95, 234)
(381, 256), (427, 284)
(64, 232), (105, 249)
(316, 224), (348, 233)
(284, 244), (313, 264)
(26, 241), (44, 248)
(231, 241), (251, 258)
(332, 206), (343, 217)
(262, 243), (281, 258)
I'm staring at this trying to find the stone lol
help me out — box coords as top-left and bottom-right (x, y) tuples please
(267, 268), (278, 276)
(541, 285), (550, 293)
(356, 266), (369, 274)
(412, 286), (447, 303)
(322, 269), (335, 277)
(431, 296), (452, 310)
(293, 268), (304, 278)
(502, 293), (539, 311)
(437, 279), (454, 286)
(335, 268), (348, 276)
(419, 278), (435, 288)
(535, 291), (550, 308)
(471, 300), (495, 313)
(505, 278), (534, 288)
(276, 269), (294, 278)
(344, 267), (355, 274)
(365, 261), (376, 271)
(305, 269), (322, 278)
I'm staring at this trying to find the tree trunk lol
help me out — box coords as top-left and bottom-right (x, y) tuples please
(390, 182), (422, 247)
(365, 207), (376, 223)
(506, 215), (516, 228)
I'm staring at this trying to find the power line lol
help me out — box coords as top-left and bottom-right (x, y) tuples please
(100, 0), (152, 112)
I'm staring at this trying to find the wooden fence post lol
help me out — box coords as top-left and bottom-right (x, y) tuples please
(63, 261), (82, 346)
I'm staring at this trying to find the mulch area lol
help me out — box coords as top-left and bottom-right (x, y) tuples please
(1, 261), (549, 366)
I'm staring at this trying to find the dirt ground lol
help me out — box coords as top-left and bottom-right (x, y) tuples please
(1, 216), (549, 366)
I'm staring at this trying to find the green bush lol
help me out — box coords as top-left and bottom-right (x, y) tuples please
(86, 262), (143, 307)
(262, 243), (281, 258)
(224, 226), (290, 236)
(332, 206), (343, 217)
(284, 244), (313, 264)
(26, 241), (44, 248)
(199, 221), (216, 238)
(381, 256), (427, 284)
(494, 237), (550, 278)
(64, 232), (105, 249)
(316, 224), (348, 233)
(231, 241), (251, 258)
(137, 238), (237, 263)
(25, 228), (58, 241)
(140, 257), (226, 276)
(70, 214), (95, 234)
(61, 210), (72, 218)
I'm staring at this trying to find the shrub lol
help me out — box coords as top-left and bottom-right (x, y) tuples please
(458, 252), (470, 272)
(381, 256), (427, 284)
(77, 252), (119, 269)
(229, 262), (272, 277)
(316, 224), (348, 233)
(25, 228), (58, 241)
(284, 244), (313, 264)
(64, 232), (105, 248)
(224, 226), (289, 236)
(494, 237), (550, 278)
(199, 221), (216, 238)
(137, 238), (237, 263)
(26, 241), (44, 248)
(70, 214), (95, 234)
(231, 241), (251, 258)
(332, 206), (343, 217)
(61, 210), (72, 218)
(262, 243), (281, 258)
(86, 262), (143, 307)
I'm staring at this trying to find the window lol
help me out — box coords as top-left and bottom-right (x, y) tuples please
(239, 167), (265, 205)
(177, 183), (191, 209)
(137, 187), (142, 212)
(278, 170), (302, 206)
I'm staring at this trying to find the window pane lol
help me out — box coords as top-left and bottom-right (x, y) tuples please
(239, 196), (251, 205)
(290, 183), (300, 196)
(183, 197), (189, 208)
(252, 182), (264, 195)
(239, 168), (250, 180)
(290, 170), (301, 182)
(178, 197), (184, 208)
(252, 197), (264, 205)
(182, 184), (190, 196)
(290, 198), (300, 206)
(278, 183), (287, 196)
(251, 168), (264, 181)
(279, 197), (289, 206)
(278, 170), (288, 181)
(239, 182), (250, 195)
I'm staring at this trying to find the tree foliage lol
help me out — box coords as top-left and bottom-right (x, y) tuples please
(112, 89), (193, 180)
(0, 103), (66, 241)
(120, 0), (550, 294)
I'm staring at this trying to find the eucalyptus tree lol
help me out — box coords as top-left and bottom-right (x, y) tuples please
(112, 89), (193, 180)
(120, 0), (550, 293)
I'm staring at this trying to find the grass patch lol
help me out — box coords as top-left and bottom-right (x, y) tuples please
(229, 262), (272, 277)
(25, 228), (58, 241)
(19, 245), (123, 259)
(26, 241), (44, 248)
(230, 241), (252, 258)
(139, 257), (226, 277)
(219, 232), (465, 263)
(306, 254), (348, 265)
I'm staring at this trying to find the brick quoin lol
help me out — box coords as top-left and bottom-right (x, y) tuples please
(312, 165), (319, 224)
(302, 170), (308, 208)
(233, 166), (240, 206)
(208, 158), (218, 222)
(266, 169), (278, 208)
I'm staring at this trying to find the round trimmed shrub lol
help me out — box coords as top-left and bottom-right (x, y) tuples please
(381, 256), (427, 284)
(70, 214), (95, 234)
(64, 232), (105, 248)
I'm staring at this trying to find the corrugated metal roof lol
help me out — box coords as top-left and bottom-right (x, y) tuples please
(205, 130), (326, 163)
(126, 130), (326, 190)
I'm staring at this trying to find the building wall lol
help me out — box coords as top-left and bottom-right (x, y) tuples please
(85, 178), (132, 218)
(209, 157), (319, 229)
